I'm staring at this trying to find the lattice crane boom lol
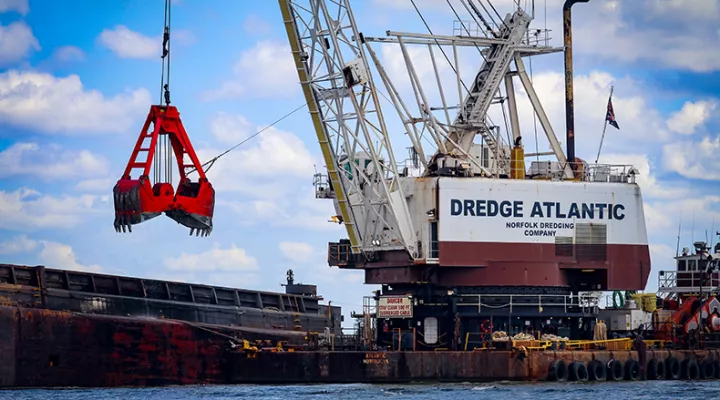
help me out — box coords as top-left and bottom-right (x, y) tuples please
(279, 0), (419, 257)
(447, 9), (532, 155)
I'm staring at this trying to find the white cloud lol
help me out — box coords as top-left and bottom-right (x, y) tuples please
(164, 243), (258, 272)
(666, 100), (717, 135)
(219, 187), (342, 232)
(571, 2), (720, 72)
(98, 25), (158, 59)
(242, 14), (273, 36)
(0, 188), (105, 231)
(202, 40), (298, 101)
(0, 21), (39, 66)
(98, 25), (195, 59)
(210, 112), (254, 144)
(500, 70), (668, 158)
(0, 0), (29, 15)
(644, 195), (720, 235)
(198, 115), (316, 198)
(371, 0), (720, 72)
(0, 234), (37, 254)
(73, 178), (115, 193)
(0, 142), (110, 180)
(0, 70), (151, 134)
(646, 243), (677, 292)
(38, 240), (102, 272)
(662, 136), (720, 180)
(0, 234), (101, 272)
(599, 152), (687, 199)
(52, 45), (85, 63)
(278, 240), (365, 285)
(279, 241), (316, 263)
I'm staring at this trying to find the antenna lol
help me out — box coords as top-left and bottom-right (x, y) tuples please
(676, 219), (682, 257)
(710, 216), (716, 251)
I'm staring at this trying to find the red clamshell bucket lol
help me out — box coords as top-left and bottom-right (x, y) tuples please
(113, 105), (215, 236)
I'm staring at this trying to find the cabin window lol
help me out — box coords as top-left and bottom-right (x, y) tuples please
(677, 260), (687, 271)
(429, 222), (439, 258)
(688, 260), (697, 271)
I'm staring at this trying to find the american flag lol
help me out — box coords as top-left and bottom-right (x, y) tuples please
(606, 97), (619, 130)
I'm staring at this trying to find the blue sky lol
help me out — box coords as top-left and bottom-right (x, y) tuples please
(0, 0), (718, 325)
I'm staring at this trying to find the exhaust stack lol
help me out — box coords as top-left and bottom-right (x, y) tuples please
(563, 0), (589, 170)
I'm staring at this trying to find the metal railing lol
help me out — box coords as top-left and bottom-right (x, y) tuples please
(393, 159), (638, 183)
(657, 270), (720, 293)
(457, 293), (600, 315)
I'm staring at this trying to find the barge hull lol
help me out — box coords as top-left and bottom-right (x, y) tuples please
(3, 303), (720, 387)
(228, 348), (720, 383)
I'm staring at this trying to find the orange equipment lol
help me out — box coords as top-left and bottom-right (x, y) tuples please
(113, 105), (215, 236)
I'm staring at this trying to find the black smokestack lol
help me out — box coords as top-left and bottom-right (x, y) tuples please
(562, 0), (589, 171)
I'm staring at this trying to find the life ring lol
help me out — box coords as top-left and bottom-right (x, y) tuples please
(480, 320), (494, 333)
(612, 291), (625, 308)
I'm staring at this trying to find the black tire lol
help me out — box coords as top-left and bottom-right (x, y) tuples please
(607, 359), (624, 381)
(588, 360), (607, 381)
(646, 359), (660, 380)
(625, 359), (641, 381)
(656, 359), (666, 380)
(715, 360), (720, 379)
(666, 357), (681, 379)
(548, 359), (568, 382)
(681, 359), (700, 380)
(569, 361), (588, 382)
(700, 359), (715, 379)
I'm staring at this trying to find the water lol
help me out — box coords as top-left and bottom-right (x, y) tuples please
(1, 381), (718, 400)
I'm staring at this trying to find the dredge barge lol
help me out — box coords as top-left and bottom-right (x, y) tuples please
(2, 0), (720, 388)
(2, 242), (720, 386)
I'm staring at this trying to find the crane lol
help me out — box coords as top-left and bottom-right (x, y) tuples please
(280, 0), (650, 350)
(280, 0), (571, 258)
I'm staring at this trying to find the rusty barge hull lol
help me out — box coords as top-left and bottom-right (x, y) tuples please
(228, 348), (720, 383)
(3, 303), (720, 388)
(0, 264), (342, 343)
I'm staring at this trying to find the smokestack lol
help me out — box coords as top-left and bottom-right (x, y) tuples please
(563, 0), (589, 171)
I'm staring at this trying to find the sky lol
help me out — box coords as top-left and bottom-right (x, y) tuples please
(0, 0), (718, 327)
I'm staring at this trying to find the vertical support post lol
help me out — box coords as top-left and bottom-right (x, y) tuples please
(413, 327), (417, 351)
(563, 0), (590, 171)
(505, 72), (521, 142)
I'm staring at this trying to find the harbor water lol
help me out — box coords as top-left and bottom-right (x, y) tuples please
(1, 381), (718, 400)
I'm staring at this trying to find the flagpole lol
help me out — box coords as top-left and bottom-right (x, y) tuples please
(595, 85), (614, 164)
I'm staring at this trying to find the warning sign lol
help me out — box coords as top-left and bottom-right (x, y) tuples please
(377, 296), (413, 318)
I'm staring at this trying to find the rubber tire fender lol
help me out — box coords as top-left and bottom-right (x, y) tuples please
(625, 359), (641, 381)
(655, 358), (666, 380)
(548, 359), (568, 382)
(588, 359), (607, 381)
(646, 358), (660, 380)
(700, 359), (715, 379)
(715, 359), (720, 379)
(568, 361), (588, 382)
(665, 356), (681, 379)
(606, 359), (624, 381)
(681, 358), (700, 380)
